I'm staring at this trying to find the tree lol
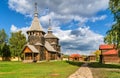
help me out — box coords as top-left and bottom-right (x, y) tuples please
(105, 0), (120, 49)
(1, 43), (11, 61)
(104, 23), (120, 47)
(9, 31), (26, 61)
(109, 0), (120, 22)
(0, 29), (8, 56)
(0, 29), (8, 42)
(93, 50), (101, 61)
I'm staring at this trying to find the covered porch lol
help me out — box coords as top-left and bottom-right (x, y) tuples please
(24, 52), (39, 61)
(22, 45), (39, 62)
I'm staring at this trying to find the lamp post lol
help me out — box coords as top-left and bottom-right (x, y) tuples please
(0, 40), (2, 44)
(99, 50), (103, 64)
(0, 40), (1, 51)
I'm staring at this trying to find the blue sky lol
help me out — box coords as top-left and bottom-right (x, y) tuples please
(0, 0), (114, 55)
(0, 0), (31, 33)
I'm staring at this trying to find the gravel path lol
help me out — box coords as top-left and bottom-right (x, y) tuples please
(68, 63), (93, 78)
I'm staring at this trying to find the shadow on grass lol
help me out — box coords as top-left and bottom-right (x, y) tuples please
(89, 62), (120, 69)
(66, 61), (84, 67)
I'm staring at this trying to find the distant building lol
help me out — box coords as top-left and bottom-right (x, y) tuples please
(69, 54), (83, 61)
(22, 3), (61, 62)
(88, 54), (96, 62)
(99, 44), (120, 63)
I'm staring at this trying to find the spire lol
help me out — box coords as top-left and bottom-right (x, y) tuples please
(27, 2), (45, 34)
(48, 19), (52, 33)
(45, 19), (58, 39)
(49, 19), (51, 26)
(34, 2), (38, 17)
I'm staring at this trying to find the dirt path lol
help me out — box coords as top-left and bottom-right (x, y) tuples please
(68, 63), (93, 78)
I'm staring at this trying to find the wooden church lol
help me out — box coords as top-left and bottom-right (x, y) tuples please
(22, 3), (61, 62)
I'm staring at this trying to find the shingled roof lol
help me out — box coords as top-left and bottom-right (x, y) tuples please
(103, 49), (118, 55)
(99, 44), (114, 50)
(70, 54), (81, 58)
(25, 44), (39, 53)
(27, 17), (44, 32)
(27, 3), (45, 34)
(44, 27), (58, 39)
(45, 41), (56, 52)
(51, 42), (56, 45)
(45, 33), (58, 39)
(34, 42), (43, 46)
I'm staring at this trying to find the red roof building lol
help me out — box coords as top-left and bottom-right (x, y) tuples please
(88, 54), (96, 62)
(69, 54), (83, 61)
(99, 44), (120, 63)
(99, 44), (114, 50)
(70, 54), (81, 58)
(103, 49), (118, 55)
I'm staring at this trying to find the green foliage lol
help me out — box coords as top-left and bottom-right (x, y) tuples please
(105, 0), (120, 48)
(9, 31), (26, 60)
(89, 62), (120, 78)
(109, 0), (120, 22)
(93, 50), (101, 61)
(66, 61), (83, 67)
(0, 29), (8, 56)
(0, 61), (80, 78)
(1, 43), (11, 61)
(89, 62), (120, 68)
(0, 29), (10, 60)
(62, 54), (69, 58)
(104, 23), (120, 48)
(0, 29), (8, 43)
(118, 50), (120, 57)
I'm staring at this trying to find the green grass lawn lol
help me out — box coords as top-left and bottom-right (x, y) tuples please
(0, 61), (83, 78)
(89, 62), (120, 78)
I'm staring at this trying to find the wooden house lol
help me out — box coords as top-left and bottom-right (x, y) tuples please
(88, 54), (96, 62)
(69, 54), (83, 61)
(99, 44), (120, 63)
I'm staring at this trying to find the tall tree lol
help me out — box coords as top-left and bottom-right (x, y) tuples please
(1, 43), (11, 61)
(9, 31), (26, 61)
(105, 0), (120, 48)
(0, 29), (8, 42)
(104, 23), (120, 47)
(0, 29), (8, 56)
(105, 0), (120, 58)
(109, 0), (120, 22)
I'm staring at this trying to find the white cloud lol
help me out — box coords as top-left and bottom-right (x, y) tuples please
(10, 24), (17, 32)
(8, 0), (109, 17)
(8, 0), (107, 55)
(10, 24), (29, 37)
(91, 15), (107, 22)
(8, 0), (32, 16)
(52, 26), (104, 55)
(8, 0), (109, 26)
(105, 21), (116, 28)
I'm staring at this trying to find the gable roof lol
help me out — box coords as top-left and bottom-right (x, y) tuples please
(45, 41), (56, 52)
(44, 27), (58, 39)
(103, 49), (118, 55)
(25, 44), (39, 53)
(44, 33), (58, 39)
(51, 42), (56, 45)
(99, 44), (114, 50)
(70, 54), (81, 58)
(35, 42), (43, 46)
